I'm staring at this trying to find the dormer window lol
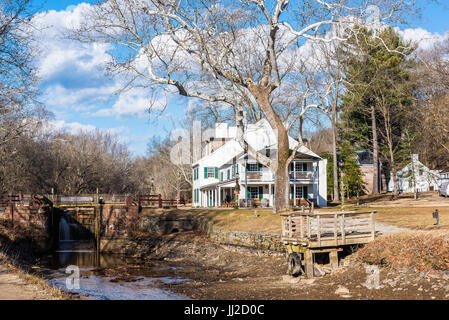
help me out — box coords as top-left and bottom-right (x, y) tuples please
(247, 163), (259, 172)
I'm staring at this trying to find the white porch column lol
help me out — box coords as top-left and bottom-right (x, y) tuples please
(202, 190), (205, 207)
(269, 183), (272, 207)
(217, 188), (219, 206)
(293, 160), (296, 181)
(294, 183), (297, 207)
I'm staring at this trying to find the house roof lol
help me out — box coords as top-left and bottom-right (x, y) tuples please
(193, 118), (321, 167)
(355, 150), (374, 165)
(396, 157), (440, 176)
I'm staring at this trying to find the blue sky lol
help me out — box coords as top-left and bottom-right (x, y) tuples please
(33, 1), (449, 156)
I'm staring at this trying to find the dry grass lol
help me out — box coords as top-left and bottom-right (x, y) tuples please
(357, 231), (449, 271)
(373, 207), (449, 230)
(204, 208), (281, 233)
(189, 205), (449, 233)
(142, 207), (282, 233)
(142, 196), (449, 233)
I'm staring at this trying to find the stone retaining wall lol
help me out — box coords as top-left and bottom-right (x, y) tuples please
(205, 227), (284, 252)
(136, 214), (284, 252)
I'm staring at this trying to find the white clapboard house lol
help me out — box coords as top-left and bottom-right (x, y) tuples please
(387, 154), (441, 193)
(192, 119), (327, 208)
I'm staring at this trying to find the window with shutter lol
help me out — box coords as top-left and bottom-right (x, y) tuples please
(248, 187), (259, 199)
(194, 168), (198, 180)
(205, 167), (215, 178)
(259, 186), (263, 199)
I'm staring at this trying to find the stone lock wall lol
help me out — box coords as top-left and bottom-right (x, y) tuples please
(136, 214), (284, 252)
(100, 204), (139, 238)
(0, 205), (56, 252)
(206, 227), (284, 252)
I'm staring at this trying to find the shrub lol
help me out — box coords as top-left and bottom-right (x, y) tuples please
(356, 232), (449, 271)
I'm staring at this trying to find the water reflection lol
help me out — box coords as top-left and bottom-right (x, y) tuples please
(39, 241), (189, 300)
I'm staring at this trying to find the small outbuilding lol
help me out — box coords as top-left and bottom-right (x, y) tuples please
(387, 154), (440, 193)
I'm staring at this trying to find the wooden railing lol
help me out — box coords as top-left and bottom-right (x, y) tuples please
(281, 211), (376, 247)
(136, 194), (185, 208)
(289, 171), (316, 181)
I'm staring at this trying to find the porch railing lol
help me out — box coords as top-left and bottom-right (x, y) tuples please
(245, 171), (273, 181)
(289, 171), (316, 181)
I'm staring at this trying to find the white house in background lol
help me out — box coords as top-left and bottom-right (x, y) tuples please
(387, 154), (440, 193)
(439, 172), (449, 186)
(192, 119), (327, 208)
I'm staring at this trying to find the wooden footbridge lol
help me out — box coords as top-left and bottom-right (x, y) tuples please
(281, 210), (376, 278)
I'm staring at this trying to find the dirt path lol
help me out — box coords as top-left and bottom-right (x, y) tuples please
(0, 264), (57, 300)
(136, 231), (449, 300)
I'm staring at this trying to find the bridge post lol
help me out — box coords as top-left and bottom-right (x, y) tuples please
(8, 193), (13, 225)
(158, 194), (162, 208)
(94, 204), (102, 254)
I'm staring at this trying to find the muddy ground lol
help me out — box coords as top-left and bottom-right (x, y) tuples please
(128, 230), (449, 300)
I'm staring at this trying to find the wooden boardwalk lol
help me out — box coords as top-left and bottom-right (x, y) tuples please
(281, 210), (376, 278)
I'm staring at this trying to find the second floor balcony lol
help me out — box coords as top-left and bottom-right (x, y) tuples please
(245, 171), (273, 181)
(241, 170), (317, 182)
(289, 171), (316, 181)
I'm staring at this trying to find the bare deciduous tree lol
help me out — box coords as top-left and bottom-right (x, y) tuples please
(413, 38), (449, 170)
(70, 0), (416, 212)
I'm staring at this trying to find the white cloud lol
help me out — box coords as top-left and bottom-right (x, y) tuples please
(31, 4), (133, 115)
(398, 27), (448, 52)
(42, 84), (118, 110)
(91, 87), (167, 118)
(42, 120), (130, 137)
(43, 119), (96, 134)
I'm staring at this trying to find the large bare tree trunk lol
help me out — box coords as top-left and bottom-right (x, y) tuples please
(250, 85), (291, 213)
(275, 125), (291, 213)
(371, 104), (379, 194)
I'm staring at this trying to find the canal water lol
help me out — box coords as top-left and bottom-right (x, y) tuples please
(37, 241), (189, 300)
(35, 214), (189, 299)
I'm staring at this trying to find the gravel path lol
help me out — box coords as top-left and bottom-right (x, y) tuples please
(0, 264), (55, 300)
(375, 222), (413, 235)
